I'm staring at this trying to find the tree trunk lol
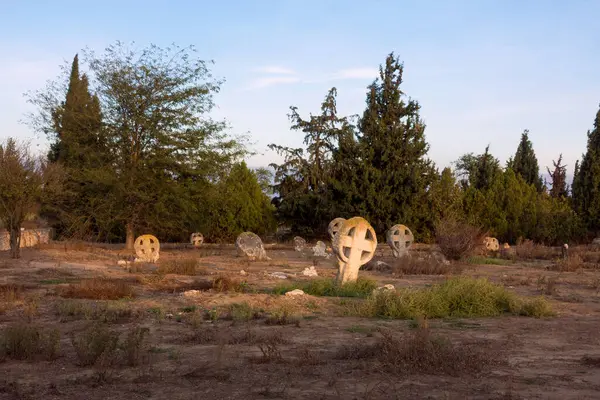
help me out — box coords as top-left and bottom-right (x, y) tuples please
(9, 226), (21, 259)
(125, 222), (135, 250)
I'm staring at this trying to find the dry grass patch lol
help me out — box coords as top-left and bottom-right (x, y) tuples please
(158, 258), (200, 275)
(55, 299), (140, 323)
(336, 326), (503, 376)
(58, 277), (135, 300)
(392, 255), (462, 275)
(516, 240), (557, 260)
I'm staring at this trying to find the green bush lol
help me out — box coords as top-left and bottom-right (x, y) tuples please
(346, 277), (554, 319)
(273, 278), (377, 298)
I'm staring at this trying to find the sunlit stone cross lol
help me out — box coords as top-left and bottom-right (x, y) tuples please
(333, 217), (377, 284)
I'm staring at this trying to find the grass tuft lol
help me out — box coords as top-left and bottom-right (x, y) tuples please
(158, 258), (198, 275)
(467, 256), (507, 266)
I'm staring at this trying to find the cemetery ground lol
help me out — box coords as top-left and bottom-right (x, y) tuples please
(0, 242), (600, 399)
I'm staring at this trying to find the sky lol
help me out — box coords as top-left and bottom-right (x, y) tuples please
(1, 0), (599, 179)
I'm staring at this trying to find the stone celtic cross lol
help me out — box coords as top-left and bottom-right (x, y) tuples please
(386, 224), (414, 258)
(333, 217), (377, 284)
(328, 217), (346, 241)
(134, 234), (160, 263)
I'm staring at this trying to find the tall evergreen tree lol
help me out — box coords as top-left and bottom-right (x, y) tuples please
(354, 52), (435, 237)
(572, 105), (600, 234)
(49, 54), (103, 166)
(509, 129), (543, 191)
(547, 154), (568, 199)
(454, 145), (501, 191)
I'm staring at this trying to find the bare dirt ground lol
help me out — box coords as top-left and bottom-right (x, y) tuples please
(1, 242), (600, 399)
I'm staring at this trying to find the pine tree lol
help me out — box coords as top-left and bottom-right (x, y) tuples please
(547, 154), (568, 198)
(510, 129), (543, 191)
(572, 105), (600, 234)
(354, 52), (435, 237)
(455, 146), (501, 191)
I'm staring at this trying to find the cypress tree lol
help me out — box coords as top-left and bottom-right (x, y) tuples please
(355, 52), (435, 237)
(547, 154), (568, 199)
(572, 105), (600, 234)
(510, 129), (543, 192)
(49, 54), (103, 167)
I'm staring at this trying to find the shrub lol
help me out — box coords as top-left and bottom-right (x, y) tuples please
(55, 300), (137, 323)
(72, 325), (120, 366)
(121, 326), (150, 366)
(515, 239), (557, 260)
(59, 277), (135, 300)
(335, 326), (502, 376)
(272, 277), (377, 298)
(435, 216), (485, 260)
(212, 276), (249, 293)
(0, 323), (60, 361)
(347, 277), (554, 319)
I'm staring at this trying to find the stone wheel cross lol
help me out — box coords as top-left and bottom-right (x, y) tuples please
(134, 234), (160, 263)
(386, 224), (414, 258)
(333, 217), (377, 284)
(190, 232), (204, 247)
(328, 217), (346, 241)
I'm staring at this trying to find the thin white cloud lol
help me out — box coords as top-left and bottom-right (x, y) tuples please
(332, 67), (379, 80)
(246, 76), (301, 90)
(254, 66), (296, 75)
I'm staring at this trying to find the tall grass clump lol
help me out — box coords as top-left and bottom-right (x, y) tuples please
(348, 277), (554, 319)
(273, 277), (377, 298)
(158, 258), (198, 275)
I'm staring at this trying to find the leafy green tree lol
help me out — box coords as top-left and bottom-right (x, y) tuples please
(508, 129), (543, 191)
(28, 42), (248, 247)
(204, 162), (275, 242)
(572, 105), (600, 235)
(0, 139), (61, 258)
(353, 52), (435, 238)
(455, 146), (501, 191)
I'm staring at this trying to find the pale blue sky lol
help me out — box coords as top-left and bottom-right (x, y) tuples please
(1, 0), (599, 179)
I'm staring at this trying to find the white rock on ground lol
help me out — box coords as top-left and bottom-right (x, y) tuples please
(182, 290), (202, 298)
(285, 289), (306, 297)
(270, 272), (288, 279)
(302, 266), (318, 277)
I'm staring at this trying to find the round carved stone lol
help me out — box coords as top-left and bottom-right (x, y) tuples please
(386, 224), (414, 258)
(333, 217), (377, 283)
(293, 236), (307, 252)
(483, 237), (500, 252)
(328, 218), (346, 240)
(235, 232), (268, 261)
(134, 234), (160, 263)
(190, 232), (204, 247)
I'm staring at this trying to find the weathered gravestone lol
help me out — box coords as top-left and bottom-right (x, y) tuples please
(332, 217), (377, 284)
(312, 240), (329, 258)
(386, 224), (414, 258)
(293, 236), (307, 252)
(235, 232), (269, 261)
(483, 237), (500, 253)
(328, 218), (346, 241)
(190, 232), (204, 247)
(134, 234), (160, 263)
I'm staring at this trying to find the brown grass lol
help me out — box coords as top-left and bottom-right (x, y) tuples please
(515, 240), (557, 260)
(335, 326), (503, 376)
(435, 216), (485, 261)
(59, 277), (135, 300)
(552, 254), (584, 272)
(158, 258), (199, 275)
(391, 255), (462, 275)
